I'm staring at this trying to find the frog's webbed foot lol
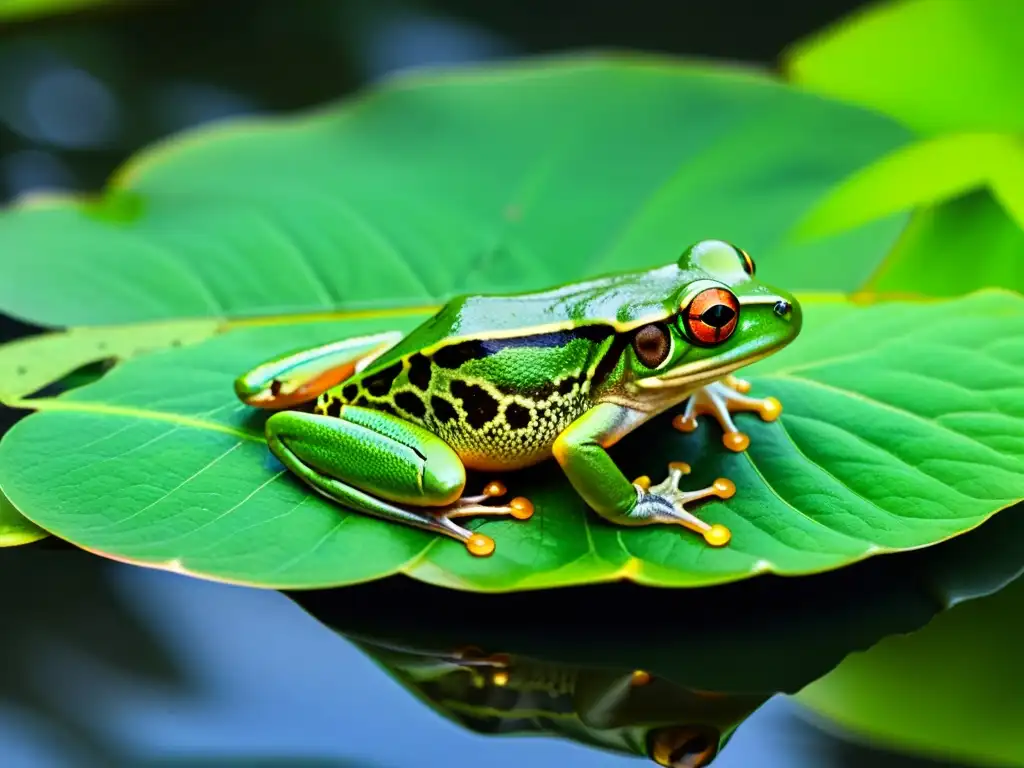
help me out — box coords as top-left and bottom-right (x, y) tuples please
(672, 375), (782, 452)
(431, 481), (534, 557)
(631, 462), (733, 547)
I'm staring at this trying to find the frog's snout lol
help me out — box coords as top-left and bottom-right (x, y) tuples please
(773, 299), (792, 318)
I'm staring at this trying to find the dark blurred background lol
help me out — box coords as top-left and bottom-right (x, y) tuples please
(1, 2), (977, 766)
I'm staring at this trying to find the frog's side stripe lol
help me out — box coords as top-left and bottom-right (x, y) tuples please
(415, 318), (642, 357)
(431, 325), (614, 370)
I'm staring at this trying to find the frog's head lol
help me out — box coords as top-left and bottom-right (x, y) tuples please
(622, 239), (801, 400)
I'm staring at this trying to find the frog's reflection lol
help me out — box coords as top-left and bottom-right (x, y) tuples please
(350, 637), (765, 767)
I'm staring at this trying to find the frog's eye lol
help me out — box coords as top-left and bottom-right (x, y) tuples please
(681, 287), (739, 346)
(632, 323), (672, 368)
(737, 246), (755, 276)
(648, 725), (720, 767)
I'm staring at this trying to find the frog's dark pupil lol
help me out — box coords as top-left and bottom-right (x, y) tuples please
(701, 304), (735, 328)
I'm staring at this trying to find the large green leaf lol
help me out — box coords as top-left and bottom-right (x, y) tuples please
(783, 0), (1024, 136)
(797, 572), (1024, 767)
(1, 291), (1022, 591)
(794, 132), (1024, 241)
(0, 56), (911, 329)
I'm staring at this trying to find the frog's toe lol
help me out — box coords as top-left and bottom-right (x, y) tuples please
(434, 482), (535, 556)
(723, 374), (752, 394)
(632, 463), (733, 547)
(466, 533), (496, 557)
(673, 380), (782, 452)
(448, 481), (535, 521)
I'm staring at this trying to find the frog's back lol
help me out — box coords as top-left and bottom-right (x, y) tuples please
(387, 263), (684, 360)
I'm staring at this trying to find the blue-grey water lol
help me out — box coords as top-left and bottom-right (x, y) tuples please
(0, 551), (968, 768)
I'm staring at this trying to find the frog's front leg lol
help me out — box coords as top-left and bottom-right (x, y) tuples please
(265, 406), (533, 557)
(552, 403), (733, 547)
(672, 375), (782, 452)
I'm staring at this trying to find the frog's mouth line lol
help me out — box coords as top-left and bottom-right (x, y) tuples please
(633, 347), (779, 392)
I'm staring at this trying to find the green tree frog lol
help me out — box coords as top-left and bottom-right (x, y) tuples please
(235, 240), (801, 557)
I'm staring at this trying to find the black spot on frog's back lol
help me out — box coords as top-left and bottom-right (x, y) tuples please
(407, 353), (432, 390)
(364, 362), (403, 396)
(450, 380), (499, 428)
(431, 395), (458, 424)
(394, 390), (427, 419)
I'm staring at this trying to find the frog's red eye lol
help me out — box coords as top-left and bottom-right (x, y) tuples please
(682, 288), (739, 346)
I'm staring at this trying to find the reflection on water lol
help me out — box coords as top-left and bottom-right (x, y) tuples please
(347, 637), (764, 766)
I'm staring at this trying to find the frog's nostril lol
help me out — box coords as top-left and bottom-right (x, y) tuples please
(773, 300), (791, 318)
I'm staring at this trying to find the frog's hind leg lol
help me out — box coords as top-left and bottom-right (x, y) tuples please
(265, 407), (532, 557)
(234, 331), (402, 410)
(672, 375), (782, 452)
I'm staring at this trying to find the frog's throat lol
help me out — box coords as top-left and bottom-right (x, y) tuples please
(632, 348), (776, 392)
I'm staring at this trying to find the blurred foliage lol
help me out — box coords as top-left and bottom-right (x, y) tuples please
(785, 0), (1024, 297)
(0, 56), (909, 329)
(784, 0), (1024, 134)
(0, 0), (121, 23)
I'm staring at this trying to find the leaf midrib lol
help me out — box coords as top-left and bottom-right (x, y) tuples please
(9, 397), (262, 442)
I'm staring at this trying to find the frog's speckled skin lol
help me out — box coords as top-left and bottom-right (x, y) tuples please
(236, 240), (802, 556)
(316, 324), (612, 472)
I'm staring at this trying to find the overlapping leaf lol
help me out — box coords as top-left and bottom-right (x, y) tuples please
(0, 56), (911, 330)
(1, 292), (1022, 590)
(783, 0), (1024, 136)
